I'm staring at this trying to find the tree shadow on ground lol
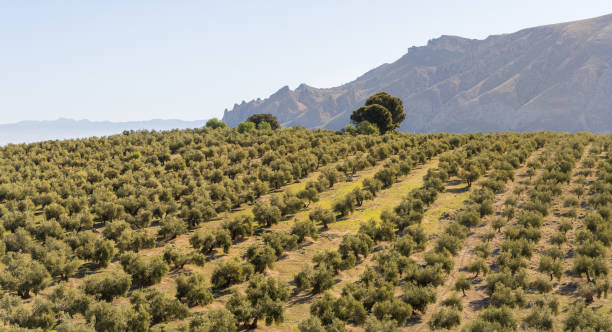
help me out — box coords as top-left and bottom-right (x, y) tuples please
(446, 185), (469, 194)
(469, 297), (489, 311)
(556, 282), (579, 296)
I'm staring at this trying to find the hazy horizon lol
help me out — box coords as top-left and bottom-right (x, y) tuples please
(1, 117), (208, 125)
(2, 1), (612, 125)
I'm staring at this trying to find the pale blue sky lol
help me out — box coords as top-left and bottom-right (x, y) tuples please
(1, 1), (612, 124)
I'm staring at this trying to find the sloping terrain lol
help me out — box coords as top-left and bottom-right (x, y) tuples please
(1, 127), (612, 331)
(222, 14), (612, 133)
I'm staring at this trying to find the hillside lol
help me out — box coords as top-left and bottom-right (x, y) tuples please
(222, 14), (612, 133)
(0, 126), (611, 331)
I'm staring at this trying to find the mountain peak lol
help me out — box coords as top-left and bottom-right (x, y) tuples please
(223, 14), (612, 133)
(426, 34), (475, 51)
(296, 83), (313, 91)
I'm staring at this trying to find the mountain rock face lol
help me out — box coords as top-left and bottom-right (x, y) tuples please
(222, 14), (612, 133)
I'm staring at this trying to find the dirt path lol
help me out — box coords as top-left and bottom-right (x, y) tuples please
(411, 147), (546, 329)
(547, 144), (612, 323)
(149, 156), (404, 295)
(269, 156), (442, 330)
(525, 143), (594, 327)
(142, 153), (444, 330)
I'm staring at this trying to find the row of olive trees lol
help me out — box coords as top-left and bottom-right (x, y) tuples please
(461, 135), (592, 331)
(1, 125), (416, 329)
(295, 134), (541, 330)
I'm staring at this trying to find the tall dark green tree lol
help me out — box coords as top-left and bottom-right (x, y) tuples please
(350, 92), (405, 134)
(350, 105), (393, 134)
(365, 92), (405, 128)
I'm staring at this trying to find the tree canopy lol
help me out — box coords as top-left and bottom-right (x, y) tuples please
(247, 113), (281, 130)
(350, 104), (394, 134)
(365, 92), (405, 128)
(350, 92), (405, 134)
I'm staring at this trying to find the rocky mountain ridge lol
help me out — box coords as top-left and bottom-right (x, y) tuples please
(222, 14), (612, 133)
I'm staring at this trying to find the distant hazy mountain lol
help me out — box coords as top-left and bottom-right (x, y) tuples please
(223, 14), (612, 133)
(0, 118), (205, 146)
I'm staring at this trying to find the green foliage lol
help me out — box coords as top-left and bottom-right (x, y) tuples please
(467, 259), (489, 277)
(237, 121), (256, 133)
(351, 104), (394, 134)
(356, 121), (380, 135)
(162, 245), (191, 270)
(176, 272), (214, 307)
(457, 209), (481, 227)
(293, 265), (314, 293)
(310, 293), (340, 326)
(474, 242), (490, 258)
(190, 228), (232, 255)
(364, 315), (398, 332)
(462, 306), (517, 331)
(244, 243), (277, 273)
(429, 307), (461, 330)
(85, 301), (141, 332)
(478, 199), (494, 217)
(371, 298), (412, 325)
(257, 121), (272, 130)
(298, 187), (320, 207)
(7, 297), (56, 329)
(227, 273), (290, 327)
(291, 219), (318, 243)
(441, 293), (463, 311)
(458, 161), (482, 187)
(103, 219), (130, 241)
(82, 271), (131, 301)
(116, 229), (155, 252)
(491, 217), (506, 232)
(359, 218), (396, 242)
(334, 293), (367, 324)
(211, 258), (253, 289)
(572, 254), (608, 282)
(435, 233), (462, 255)
(563, 302), (612, 331)
(223, 214), (254, 240)
(0, 118), (593, 331)
(190, 308), (237, 332)
(298, 316), (326, 332)
(454, 275), (471, 295)
(362, 177), (383, 197)
(333, 193), (356, 217)
(131, 288), (189, 324)
(374, 167), (396, 188)
(308, 208), (336, 228)
(247, 113), (281, 130)
(263, 231), (298, 256)
(205, 118), (228, 129)
(425, 251), (455, 274)
(50, 283), (93, 317)
(402, 283), (436, 313)
(338, 233), (373, 267)
(313, 250), (343, 274)
(225, 291), (253, 327)
(157, 215), (188, 240)
(311, 267), (335, 294)
(0, 252), (51, 298)
(364, 92), (405, 129)
(73, 232), (116, 267)
(41, 240), (82, 280)
(119, 252), (169, 288)
(490, 282), (526, 308)
(253, 202), (282, 227)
